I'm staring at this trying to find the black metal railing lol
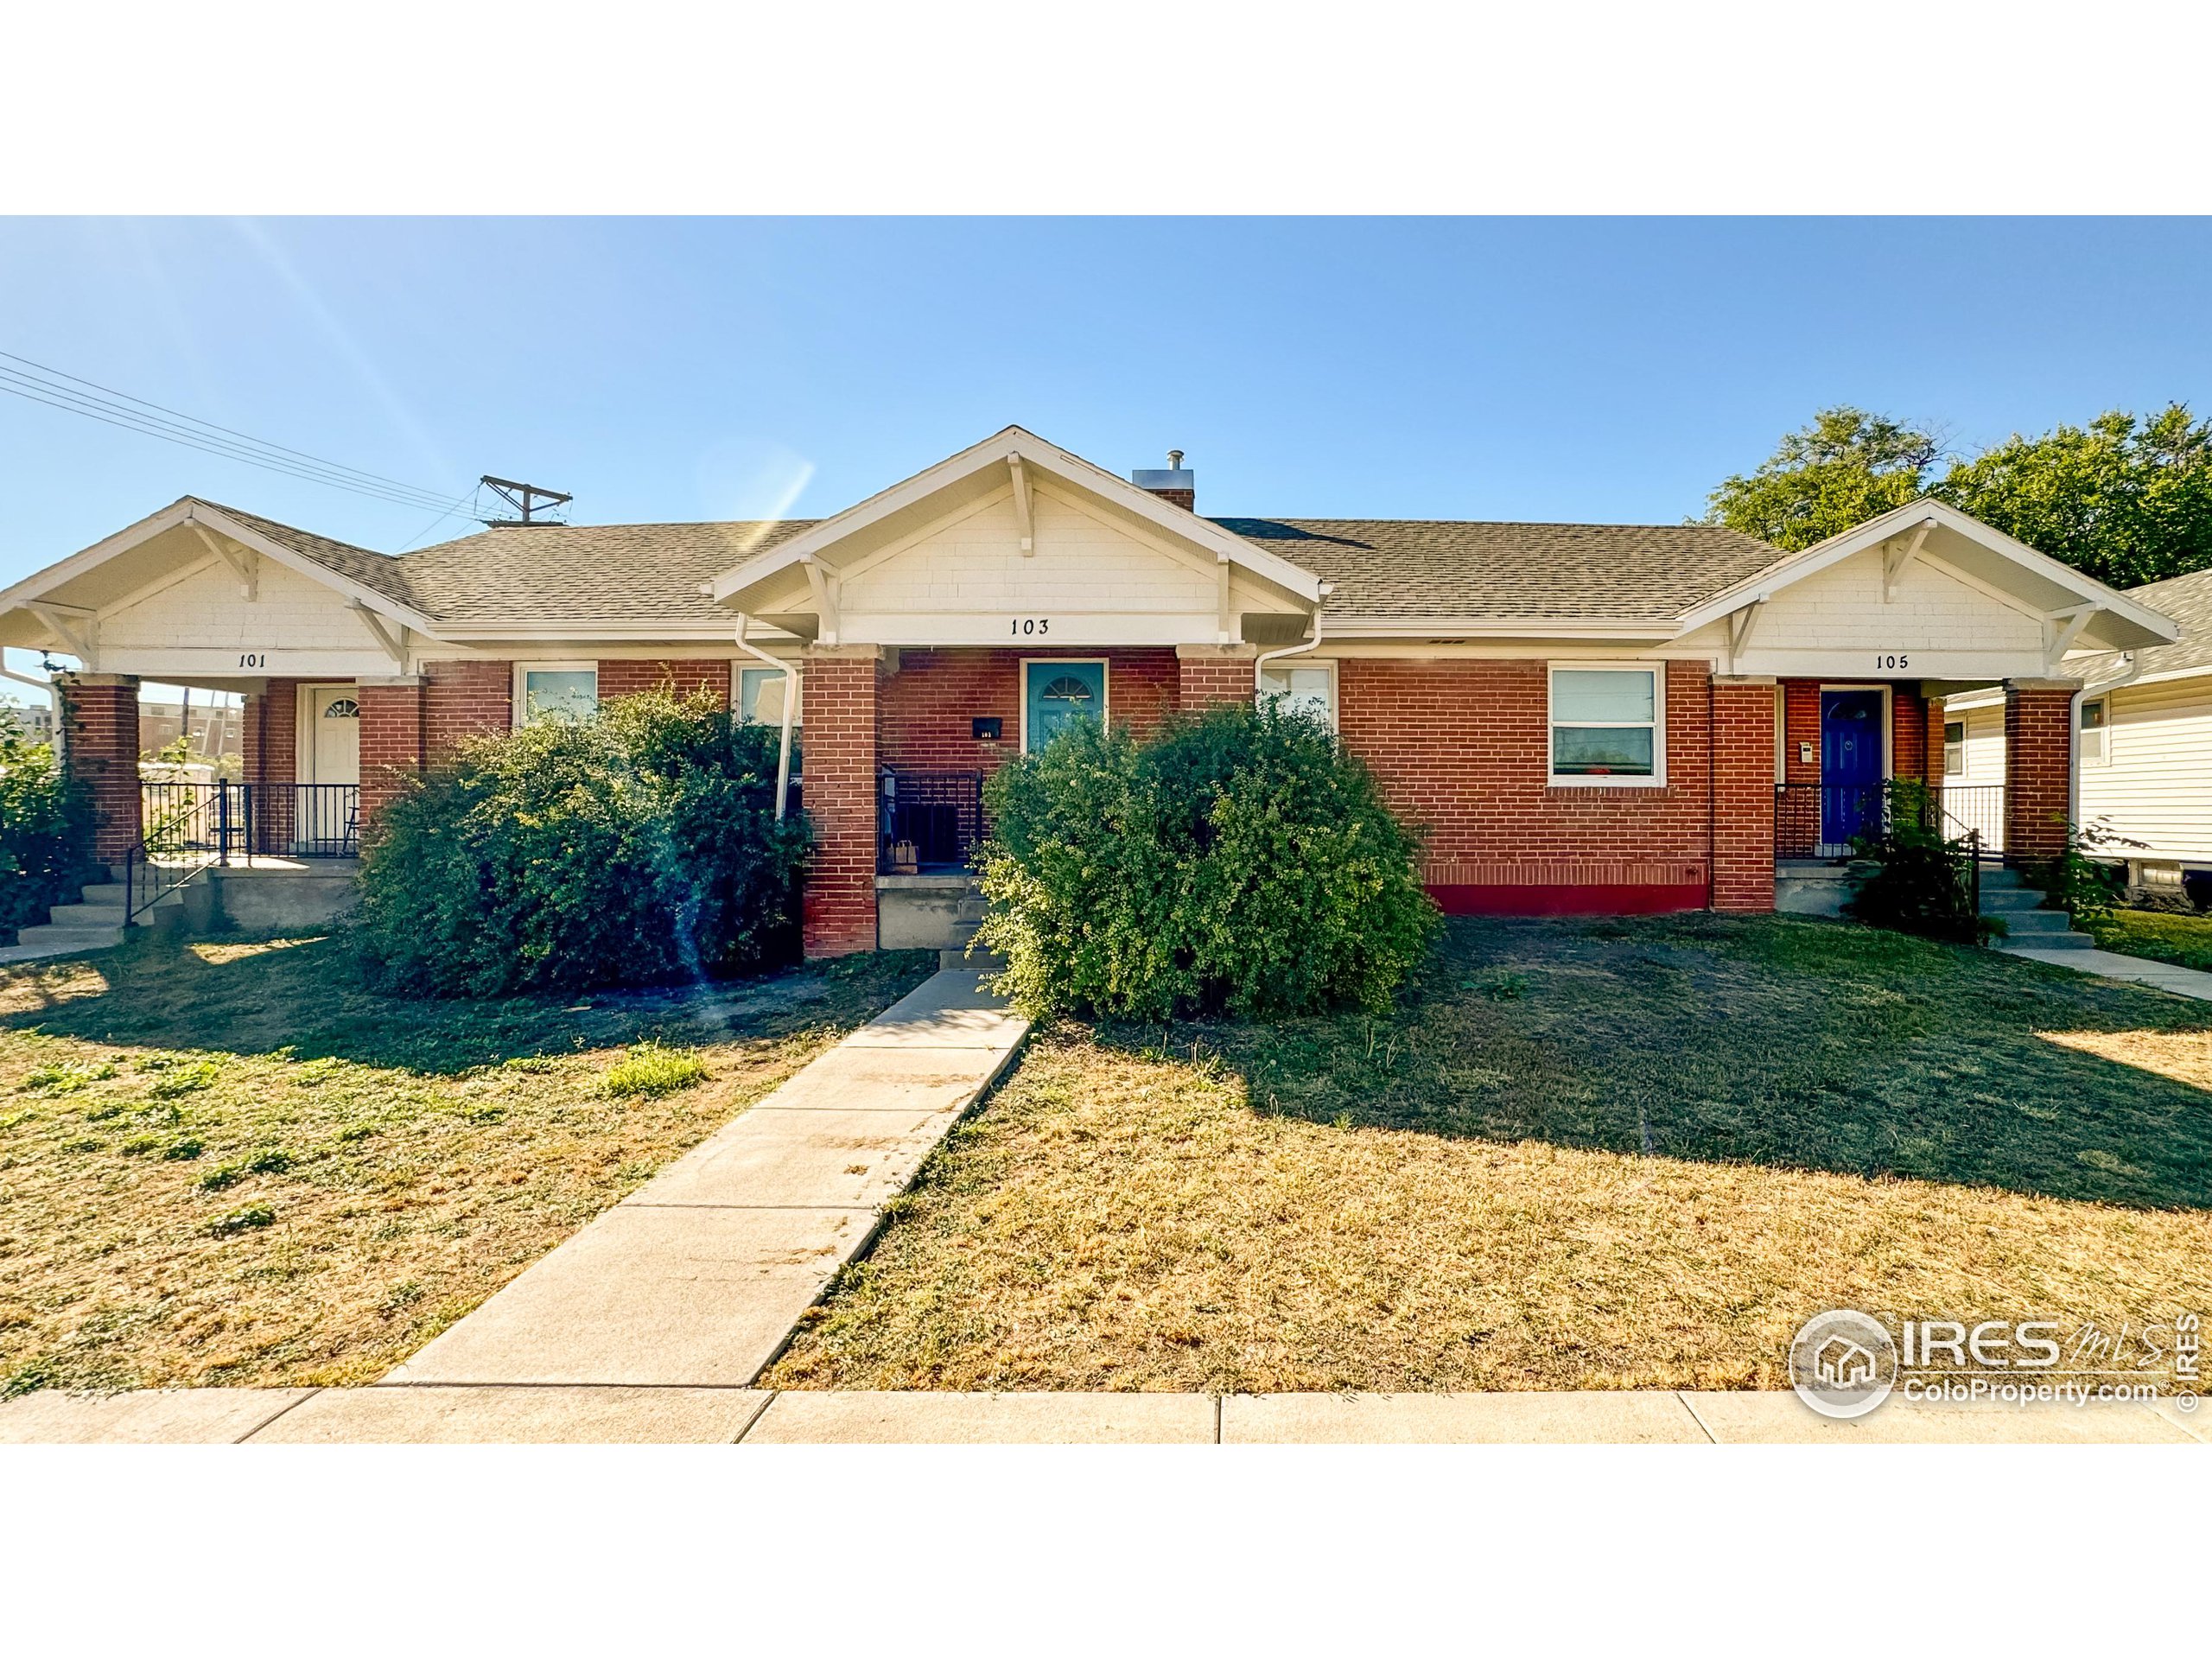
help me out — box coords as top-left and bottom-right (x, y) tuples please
(1775, 782), (1889, 860)
(878, 767), (984, 873)
(1934, 783), (2005, 856)
(124, 837), (214, 924)
(137, 782), (359, 861)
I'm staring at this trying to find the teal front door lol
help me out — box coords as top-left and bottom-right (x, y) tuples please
(1024, 659), (1106, 752)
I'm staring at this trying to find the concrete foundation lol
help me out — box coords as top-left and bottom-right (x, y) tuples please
(875, 873), (978, 950)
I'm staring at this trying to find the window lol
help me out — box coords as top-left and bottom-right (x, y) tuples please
(2079, 698), (2108, 765)
(738, 666), (799, 728)
(514, 664), (598, 725)
(1258, 661), (1337, 727)
(1548, 664), (1662, 784)
(1943, 719), (1966, 776)
(321, 698), (359, 720)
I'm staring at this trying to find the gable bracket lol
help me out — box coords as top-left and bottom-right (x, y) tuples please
(1882, 519), (1933, 603)
(802, 554), (842, 646)
(346, 601), (409, 666)
(2042, 603), (2094, 672)
(1725, 598), (1766, 671)
(190, 523), (260, 601)
(27, 601), (98, 668)
(1007, 454), (1034, 556)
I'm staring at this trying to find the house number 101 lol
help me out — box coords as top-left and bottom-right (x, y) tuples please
(1009, 618), (1051, 636)
(238, 652), (268, 668)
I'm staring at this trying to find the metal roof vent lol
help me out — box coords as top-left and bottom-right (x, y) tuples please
(1132, 450), (1194, 511)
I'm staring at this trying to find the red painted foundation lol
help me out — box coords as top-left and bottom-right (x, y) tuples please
(1426, 883), (1711, 918)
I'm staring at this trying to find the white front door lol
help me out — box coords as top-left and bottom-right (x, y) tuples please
(301, 685), (361, 785)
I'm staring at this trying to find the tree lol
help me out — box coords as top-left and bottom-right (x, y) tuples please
(1704, 407), (1942, 551)
(1934, 404), (2212, 588)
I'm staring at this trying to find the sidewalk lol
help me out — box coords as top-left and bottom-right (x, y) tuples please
(1999, 944), (2212, 1001)
(375, 966), (1027, 1389)
(3, 1386), (2200, 1444)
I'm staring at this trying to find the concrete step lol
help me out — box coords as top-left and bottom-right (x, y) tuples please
(941, 946), (1007, 971)
(1979, 887), (2048, 912)
(1980, 866), (2027, 890)
(10, 923), (124, 950)
(1996, 907), (2078, 936)
(57, 902), (125, 927)
(2002, 930), (2094, 950)
(953, 897), (989, 923)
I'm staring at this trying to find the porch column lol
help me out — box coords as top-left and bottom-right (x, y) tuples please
(2002, 678), (2077, 865)
(55, 672), (141, 868)
(356, 676), (426, 834)
(1176, 643), (1257, 711)
(801, 645), (882, 958)
(1710, 674), (1777, 912)
(1922, 690), (1947, 789)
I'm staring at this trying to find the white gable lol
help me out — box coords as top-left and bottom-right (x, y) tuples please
(95, 556), (404, 679)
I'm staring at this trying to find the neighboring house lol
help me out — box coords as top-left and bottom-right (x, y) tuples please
(1942, 564), (2212, 903)
(0, 426), (2177, 955)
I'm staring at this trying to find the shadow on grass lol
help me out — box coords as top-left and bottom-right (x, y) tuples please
(0, 929), (932, 1077)
(1094, 915), (2212, 1212)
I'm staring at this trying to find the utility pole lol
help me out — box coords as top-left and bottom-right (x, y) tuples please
(478, 476), (573, 526)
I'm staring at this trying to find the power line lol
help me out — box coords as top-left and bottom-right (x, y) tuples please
(0, 349), (461, 513)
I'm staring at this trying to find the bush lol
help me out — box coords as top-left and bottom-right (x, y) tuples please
(357, 688), (810, 997)
(1844, 780), (1993, 944)
(0, 709), (94, 944)
(975, 701), (1440, 1020)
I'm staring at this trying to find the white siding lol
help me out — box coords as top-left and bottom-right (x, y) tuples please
(846, 486), (1215, 614)
(100, 556), (377, 652)
(2076, 676), (2212, 858)
(1734, 548), (2047, 680)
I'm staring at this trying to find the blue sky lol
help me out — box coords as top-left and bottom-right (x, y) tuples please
(4, 216), (2211, 597)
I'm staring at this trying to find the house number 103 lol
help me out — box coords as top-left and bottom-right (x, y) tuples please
(1009, 618), (1051, 636)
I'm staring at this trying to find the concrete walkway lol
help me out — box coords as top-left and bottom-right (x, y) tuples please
(2000, 944), (2212, 1001)
(3, 1387), (2200, 1444)
(377, 967), (1027, 1389)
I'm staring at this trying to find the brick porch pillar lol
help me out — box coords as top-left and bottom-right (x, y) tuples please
(356, 676), (426, 832)
(2002, 678), (2077, 865)
(1710, 674), (1777, 912)
(56, 672), (141, 868)
(801, 646), (882, 957)
(1176, 643), (1257, 711)
(1923, 691), (1947, 788)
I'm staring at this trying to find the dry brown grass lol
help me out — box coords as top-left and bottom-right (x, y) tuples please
(768, 916), (2212, 1392)
(0, 932), (932, 1394)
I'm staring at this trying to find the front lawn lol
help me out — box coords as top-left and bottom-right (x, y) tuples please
(2086, 906), (2212, 972)
(768, 915), (2212, 1393)
(0, 933), (932, 1395)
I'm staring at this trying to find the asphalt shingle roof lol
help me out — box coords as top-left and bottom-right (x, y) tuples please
(2070, 566), (2212, 682)
(207, 499), (1796, 629)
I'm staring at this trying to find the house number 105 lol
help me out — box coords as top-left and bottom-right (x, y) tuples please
(1009, 618), (1051, 636)
(1873, 652), (1909, 670)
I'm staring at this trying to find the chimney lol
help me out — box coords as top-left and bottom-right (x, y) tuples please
(1132, 448), (1195, 511)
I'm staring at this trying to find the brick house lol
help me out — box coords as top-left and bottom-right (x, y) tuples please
(0, 427), (2178, 954)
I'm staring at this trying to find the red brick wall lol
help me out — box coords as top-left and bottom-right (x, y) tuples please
(2003, 681), (2075, 862)
(800, 654), (881, 957)
(1925, 696), (1948, 785)
(423, 660), (512, 758)
(1178, 654), (1255, 711)
(876, 648), (1178, 775)
(59, 675), (141, 865)
(246, 680), (301, 790)
(1337, 658), (1713, 910)
(598, 659), (731, 707)
(357, 680), (425, 829)
(1711, 679), (1777, 912)
(1891, 683), (1929, 785)
(1780, 679), (1822, 788)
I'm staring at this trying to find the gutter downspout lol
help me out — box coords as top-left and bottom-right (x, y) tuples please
(734, 614), (798, 822)
(1253, 583), (1332, 696)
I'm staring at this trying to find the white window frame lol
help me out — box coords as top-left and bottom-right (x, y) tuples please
(2079, 696), (2109, 766)
(512, 661), (599, 728)
(1547, 661), (1667, 788)
(1019, 658), (1109, 754)
(1943, 718), (1966, 777)
(735, 664), (800, 728)
(1257, 658), (1339, 730)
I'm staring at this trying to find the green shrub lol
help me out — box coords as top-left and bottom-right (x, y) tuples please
(595, 1040), (709, 1098)
(357, 688), (810, 997)
(0, 710), (95, 945)
(1845, 780), (1994, 945)
(975, 701), (1440, 1020)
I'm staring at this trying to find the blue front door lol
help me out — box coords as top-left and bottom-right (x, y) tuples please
(1820, 690), (1885, 850)
(1024, 660), (1106, 752)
